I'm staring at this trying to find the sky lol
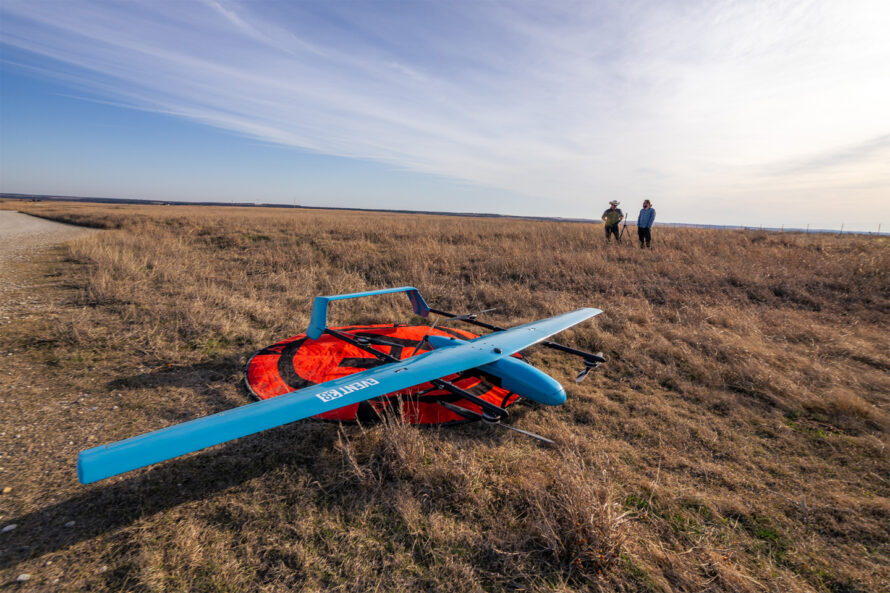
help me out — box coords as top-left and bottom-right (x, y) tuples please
(1, 0), (888, 229)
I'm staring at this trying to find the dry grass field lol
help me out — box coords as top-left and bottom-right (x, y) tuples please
(1, 199), (888, 592)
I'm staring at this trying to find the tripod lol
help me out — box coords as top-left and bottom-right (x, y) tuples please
(618, 218), (632, 243)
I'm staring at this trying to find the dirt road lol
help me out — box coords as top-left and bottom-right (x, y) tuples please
(0, 210), (96, 319)
(0, 210), (93, 256)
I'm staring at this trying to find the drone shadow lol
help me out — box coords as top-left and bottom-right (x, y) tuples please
(2, 358), (529, 570)
(105, 356), (248, 422)
(0, 421), (334, 570)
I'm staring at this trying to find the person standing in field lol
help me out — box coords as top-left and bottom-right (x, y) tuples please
(637, 199), (655, 248)
(601, 200), (623, 242)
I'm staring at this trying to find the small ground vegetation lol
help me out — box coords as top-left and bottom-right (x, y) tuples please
(0, 200), (887, 592)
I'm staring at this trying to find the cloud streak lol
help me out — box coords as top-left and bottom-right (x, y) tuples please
(765, 134), (890, 176)
(1, 0), (888, 223)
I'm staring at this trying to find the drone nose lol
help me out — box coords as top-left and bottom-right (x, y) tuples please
(477, 356), (566, 406)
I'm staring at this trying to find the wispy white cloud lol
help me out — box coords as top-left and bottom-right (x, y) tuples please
(1, 0), (888, 224)
(765, 134), (890, 176)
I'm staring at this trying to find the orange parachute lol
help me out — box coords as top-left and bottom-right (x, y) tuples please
(245, 324), (520, 424)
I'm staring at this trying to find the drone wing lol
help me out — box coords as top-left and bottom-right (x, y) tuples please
(77, 308), (600, 484)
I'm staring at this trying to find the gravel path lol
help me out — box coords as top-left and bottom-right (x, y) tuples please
(0, 210), (97, 321)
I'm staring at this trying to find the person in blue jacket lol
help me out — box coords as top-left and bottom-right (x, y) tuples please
(637, 199), (655, 248)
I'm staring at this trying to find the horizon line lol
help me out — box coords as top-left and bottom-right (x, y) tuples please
(1, 192), (886, 236)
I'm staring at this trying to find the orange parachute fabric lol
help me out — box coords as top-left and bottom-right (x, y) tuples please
(245, 324), (520, 424)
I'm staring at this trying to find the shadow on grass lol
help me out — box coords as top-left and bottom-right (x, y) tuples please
(3, 357), (528, 571)
(0, 421), (335, 570)
(106, 355), (249, 420)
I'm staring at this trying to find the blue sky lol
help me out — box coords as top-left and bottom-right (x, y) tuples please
(1, 0), (888, 229)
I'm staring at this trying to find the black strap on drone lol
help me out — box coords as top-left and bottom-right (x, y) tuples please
(324, 327), (510, 420)
(324, 328), (400, 363)
(430, 378), (508, 420)
(326, 327), (554, 444)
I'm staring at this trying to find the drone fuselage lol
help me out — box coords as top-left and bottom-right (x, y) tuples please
(426, 335), (566, 406)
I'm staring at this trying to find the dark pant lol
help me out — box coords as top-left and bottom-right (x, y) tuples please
(605, 224), (620, 241)
(638, 227), (651, 247)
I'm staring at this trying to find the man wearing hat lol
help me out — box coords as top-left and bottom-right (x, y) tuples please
(601, 200), (624, 242)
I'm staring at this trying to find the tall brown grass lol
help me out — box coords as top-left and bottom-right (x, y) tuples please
(1, 199), (887, 592)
